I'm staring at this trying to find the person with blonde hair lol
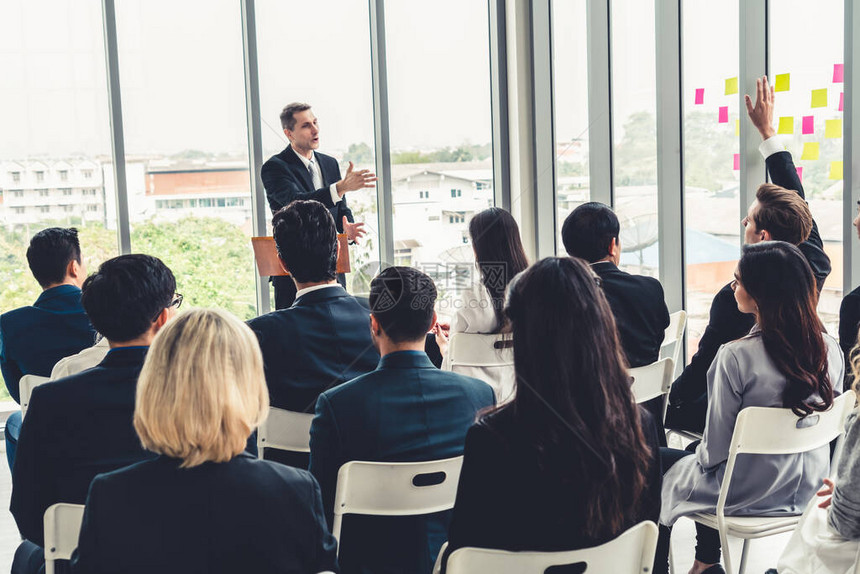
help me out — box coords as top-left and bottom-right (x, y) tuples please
(71, 309), (338, 574)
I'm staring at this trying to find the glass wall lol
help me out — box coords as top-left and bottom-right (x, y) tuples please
(770, 0), (845, 334)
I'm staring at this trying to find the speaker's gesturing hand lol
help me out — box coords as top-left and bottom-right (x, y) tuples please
(343, 216), (367, 245)
(336, 162), (377, 196)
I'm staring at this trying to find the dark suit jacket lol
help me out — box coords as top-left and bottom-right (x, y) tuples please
(10, 347), (154, 547)
(591, 261), (669, 368)
(70, 453), (338, 574)
(443, 406), (661, 571)
(666, 150), (832, 432)
(261, 145), (353, 227)
(0, 285), (96, 402)
(309, 351), (495, 574)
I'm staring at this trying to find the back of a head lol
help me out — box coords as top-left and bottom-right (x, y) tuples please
(26, 227), (82, 288)
(561, 202), (619, 263)
(81, 254), (176, 343)
(135, 309), (269, 468)
(754, 183), (813, 245)
(272, 200), (337, 284)
(737, 241), (832, 416)
(369, 266), (437, 343)
(468, 208), (529, 328)
(504, 256), (650, 538)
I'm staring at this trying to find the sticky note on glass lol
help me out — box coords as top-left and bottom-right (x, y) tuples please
(725, 77), (738, 95)
(801, 142), (820, 160)
(733, 153), (740, 171)
(825, 119), (842, 138)
(775, 74), (791, 92)
(811, 89), (828, 108)
(695, 88), (704, 105)
(777, 117), (794, 134)
(829, 161), (843, 180)
(802, 116), (815, 134)
(839, 92), (844, 112)
(833, 64), (844, 83)
(718, 106), (729, 123)
(796, 166), (803, 181)
(735, 119), (740, 136)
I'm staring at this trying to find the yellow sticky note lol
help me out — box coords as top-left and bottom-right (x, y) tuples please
(735, 119), (740, 136)
(825, 119), (842, 138)
(777, 117), (794, 135)
(775, 73), (790, 92)
(829, 161), (844, 180)
(811, 89), (828, 108)
(801, 142), (820, 160)
(725, 77), (738, 95)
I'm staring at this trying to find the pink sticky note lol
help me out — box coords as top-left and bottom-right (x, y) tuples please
(802, 115), (815, 134)
(840, 92), (844, 111)
(834, 64), (844, 83)
(695, 88), (704, 105)
(733, 153), (740, 171)
(718, 106), (728, 123)
(796, 166), (803, 181)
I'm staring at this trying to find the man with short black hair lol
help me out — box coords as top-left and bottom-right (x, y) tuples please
(10, 254), (178, 574)
(0, 227), (95, 469)
(248, 200), (380, 468)
(262, 102), (375, 308)
(309, 266), (495, 574)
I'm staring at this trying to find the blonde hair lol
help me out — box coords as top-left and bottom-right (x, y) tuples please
(134, 308), (269, 468)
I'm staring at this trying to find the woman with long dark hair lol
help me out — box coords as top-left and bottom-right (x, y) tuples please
(659, 241), (843, 574)
(434, 207), (529, 401)
(442, 257), (661, 567)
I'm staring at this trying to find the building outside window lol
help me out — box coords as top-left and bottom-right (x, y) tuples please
(59, 170), (68, 181)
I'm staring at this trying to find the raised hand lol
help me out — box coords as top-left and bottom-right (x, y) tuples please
(336, 161), (377, 196)
(342, 215), (367, 245)
(744, 75), (776, 140)
(816, 477), (835, 509)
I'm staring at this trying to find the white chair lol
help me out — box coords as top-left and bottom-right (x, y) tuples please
(20, 374), (50, 419)
(687, 392), (855, 574)
(630, 358), (674, 422)
(435, 520), (658, 574)
(660, 310), (687, 375)
(331, 456), (463, 556)
(43, 503), (85, 574)
(447, 333), (515, 404)
(256, 406), (314, 458)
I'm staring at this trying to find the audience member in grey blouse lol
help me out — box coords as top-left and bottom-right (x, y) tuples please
(655, 241), (843, 574)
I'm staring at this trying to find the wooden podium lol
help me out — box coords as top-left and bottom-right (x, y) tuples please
(251, 234), (350, 276)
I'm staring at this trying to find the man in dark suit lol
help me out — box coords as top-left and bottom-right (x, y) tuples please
(262, 102), (376, 309)
(666, 76), (831, 434)
(0, 228), (95, 470)
(309, 266), (495, 574)
(10, 254), (179, 574)
(247, 200), (380, 468)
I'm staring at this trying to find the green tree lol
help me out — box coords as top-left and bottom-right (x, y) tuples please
(343, 142), (374, 166)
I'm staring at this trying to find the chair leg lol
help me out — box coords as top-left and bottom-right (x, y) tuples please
(668, 539), (675, 574)
(738, 539), (750, 574)
(719, 528), (733, 574)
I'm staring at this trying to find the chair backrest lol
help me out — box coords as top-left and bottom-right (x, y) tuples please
(443, 520), (658, 574)
(43, 503), (85, 574)
(660, 310), (687, 373)
(20, 374), (50, 419)
(331, 456), (464, 552)
(629, 358), (674, 405)
(716, 392), (856, 519)
(448, 333), (515, 404)
(256, 407), (314, 456)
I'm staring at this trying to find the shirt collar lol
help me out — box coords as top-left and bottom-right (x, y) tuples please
(295, 283), (341, 300)
(291, 147), (316, 170)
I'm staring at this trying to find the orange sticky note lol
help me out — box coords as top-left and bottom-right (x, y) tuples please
(811, 89), (828, 108)
(829, 161), (843, 180)
(801, 142), (820, 160)
(725, 77), (738, 95)
(825, 119), (842, 138)
(777, 117), (794, 135)
(774, 73), (790, 92)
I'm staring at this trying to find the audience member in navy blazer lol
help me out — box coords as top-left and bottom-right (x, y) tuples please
(11, 254), (179, 574)
(310, 266), (495, 574)
(248, 200), (379, 468)
(71, 310), (338, 574)
(0, 228), (96, 469)
(261, 103), (374, 309)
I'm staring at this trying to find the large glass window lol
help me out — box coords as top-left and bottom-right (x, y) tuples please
(0, 0), (117, 400)
(682, 0), (741, 359)
(257, 0), (378, 296)
(770, 0), (844, 334)
(385, 0), (494, 308)
(115, 0), (256, 319)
